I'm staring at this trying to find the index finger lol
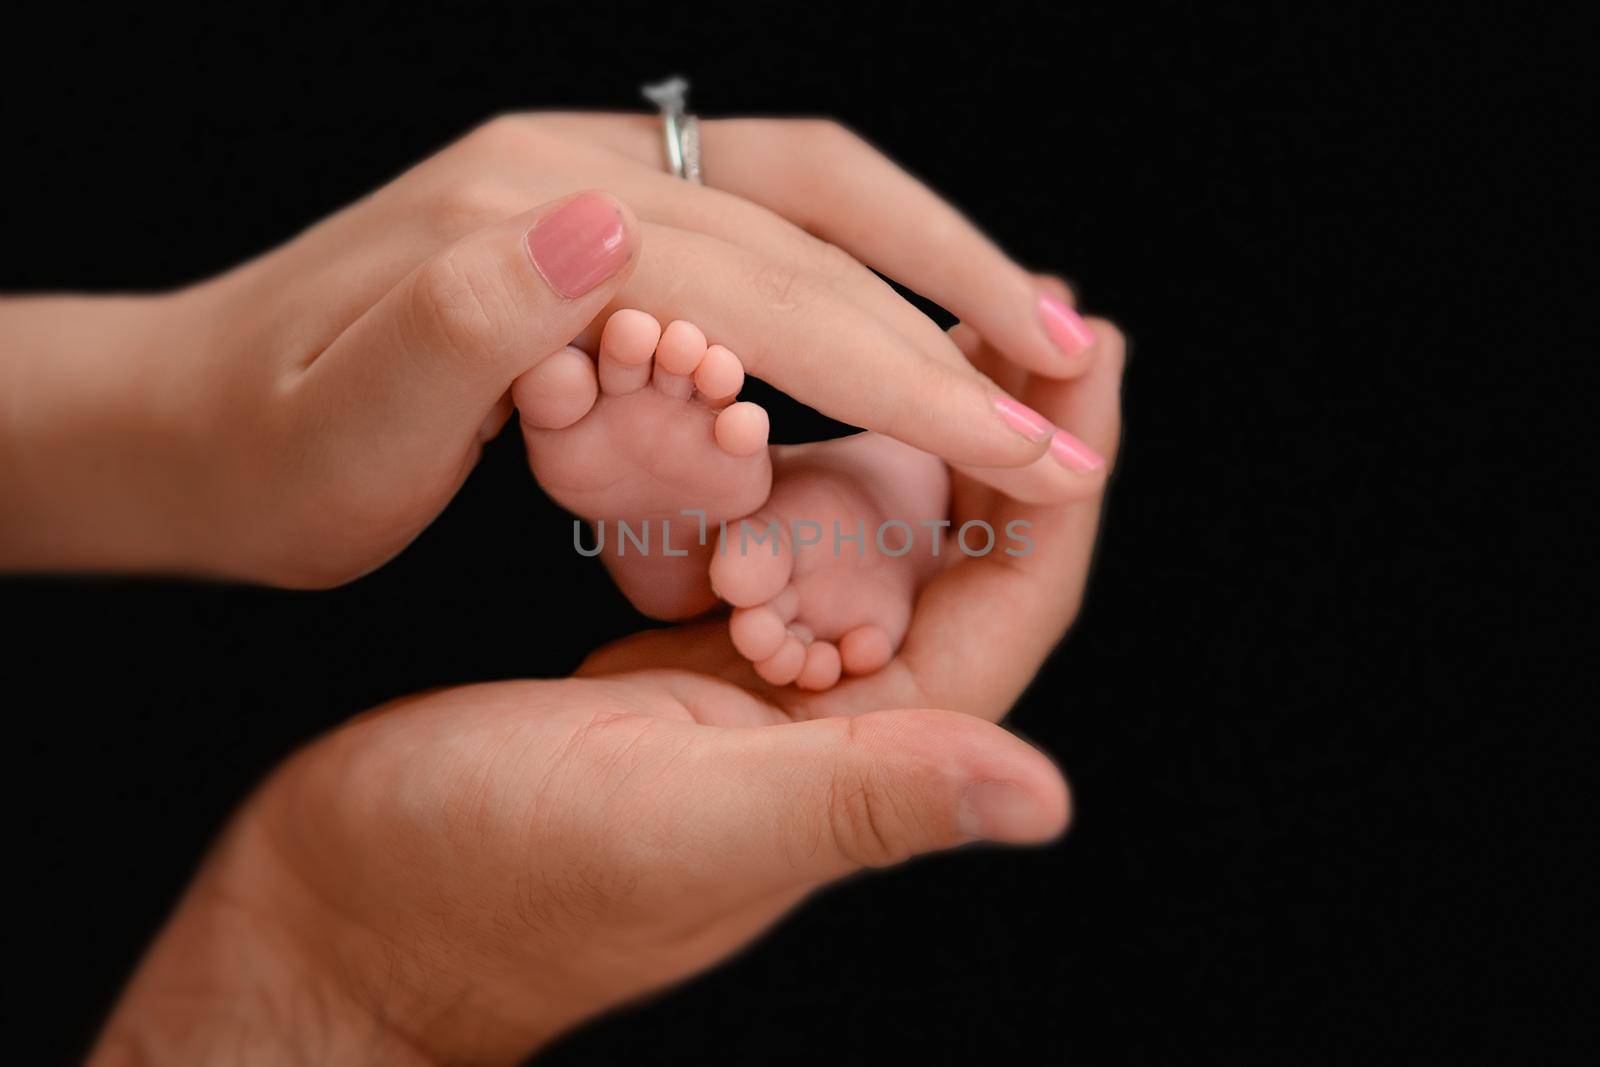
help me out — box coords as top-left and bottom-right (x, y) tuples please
(614, 222), (1058, 468)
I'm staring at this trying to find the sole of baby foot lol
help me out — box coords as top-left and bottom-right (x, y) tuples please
(519, 309), (773, 619)
(711, 432), (949, 690)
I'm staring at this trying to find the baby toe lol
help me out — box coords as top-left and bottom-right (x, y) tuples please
(710, 515), (793, 607)
(840, 624), (894, 677)
(655, 319), (708, 374)
(754, 636), (807, 686)
(714, 402), (770, 457)
(794, 640), (843, 691)
(598, 308), (661, 395)
(514, 345), (597, 430)
(694, 344), (745, 404)
(652, 319), (708, 399)
(730, 604), (788, 662)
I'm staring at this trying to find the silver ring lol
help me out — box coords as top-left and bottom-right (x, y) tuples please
(642, 76), (704, 184)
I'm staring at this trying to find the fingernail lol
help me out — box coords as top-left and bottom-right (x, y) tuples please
(993, 395), (1055, 442)
(526, 192), (631, 299)
(958, 781), (1055, 843)
(1038, 292), (1094, 356)
(1050, 429), (1105, 473)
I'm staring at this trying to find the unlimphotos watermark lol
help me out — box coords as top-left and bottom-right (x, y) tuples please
(573, 509), (1033, 558)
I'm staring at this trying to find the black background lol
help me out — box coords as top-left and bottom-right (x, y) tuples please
(3, 2), (1591, 1063)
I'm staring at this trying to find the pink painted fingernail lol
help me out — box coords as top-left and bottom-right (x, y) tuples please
(1038, 293), (1094, 356)
(994, 395), (1056, 442)
(525, 192), (631, 298)
(1050, 429), (1104, 473)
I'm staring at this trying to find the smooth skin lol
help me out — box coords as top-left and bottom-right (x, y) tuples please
(90, 307), (1123, 1067)
(521, 309), (773, 620)
(714, 430), (950, 691)
(0, 114), (1102, 587)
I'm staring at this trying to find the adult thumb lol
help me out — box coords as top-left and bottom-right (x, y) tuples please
(670, 709), (1071, 894)
(302, 190), (638, 457)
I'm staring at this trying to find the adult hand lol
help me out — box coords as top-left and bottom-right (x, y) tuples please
(90, 675), (1067, 1067)
(90, 301), (1122, 1067)
(0, 188), (639, 585)
(1, 113), (1096, 586)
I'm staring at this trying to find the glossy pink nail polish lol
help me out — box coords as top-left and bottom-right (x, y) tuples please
(1050, 429), (1105, 473)
(526, 192), (630, 298)
(1038, 293), (1095, 356)
(994, 395), (1055, 442)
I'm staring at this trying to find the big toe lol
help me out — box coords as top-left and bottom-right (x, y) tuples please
(710, 515), (794, 608)
(598, 308), (662, 395)
(515, 345), (599, 430)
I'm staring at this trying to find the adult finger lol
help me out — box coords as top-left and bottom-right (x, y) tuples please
(536, 113), (1097, 378)
(898, 318), (1127, 714)
(607, 222), (1056, 469)
(658, 709), (1069, 893)
(571, 163), (978, 375)
(947, 282), (1105, 500)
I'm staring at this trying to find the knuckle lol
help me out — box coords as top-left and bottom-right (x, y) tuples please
(431, 180), (527, 236)
(749, 258), (823, 315)
(879, 363), (954, 443)
(824, 720), (916, 869)
(468, 113), (538, 153)
(405, 244), (514, 366)
(450, 115), (558, 172)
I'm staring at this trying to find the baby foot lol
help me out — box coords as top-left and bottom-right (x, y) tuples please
(520, 309), (772, 619)
(710, 433), (951, 690)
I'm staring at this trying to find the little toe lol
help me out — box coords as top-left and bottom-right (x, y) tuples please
(714, 402), (770, 457)
(694, 344), (745, 405)
(598, 308), (661, 395)
(730, 605), (788, 663)
(840, 625), (894, 676)
(710, 515), (794, 607)
(795, 641), (843, 691)
(754, 636), (807, 686)
(513, 345), (598, 430)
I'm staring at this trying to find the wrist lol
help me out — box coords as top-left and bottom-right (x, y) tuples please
(95, 740), (581, 1067)
(0, 290), (217, 575)
(89, 816), (439, 1067)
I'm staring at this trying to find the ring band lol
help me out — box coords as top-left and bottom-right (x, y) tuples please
(642, 76), (704, 185)
(679, 113), (703, 184)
